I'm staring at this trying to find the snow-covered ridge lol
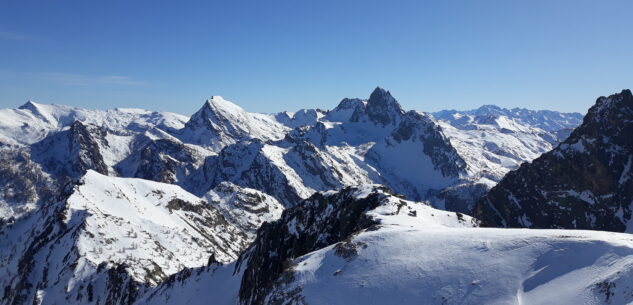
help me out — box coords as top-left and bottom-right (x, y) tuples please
(0, 101), (188, 146)
(433, 104), (583, 132)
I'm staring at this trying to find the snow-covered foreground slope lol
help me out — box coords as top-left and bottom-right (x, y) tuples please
(273, 228), (633, 305)
(138, 186), (633, 305)
(0, 171), (282, 305)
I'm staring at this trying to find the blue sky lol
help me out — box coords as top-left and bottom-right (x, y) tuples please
(1, 0), (632, 115)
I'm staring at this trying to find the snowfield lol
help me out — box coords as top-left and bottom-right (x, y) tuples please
(278, 228), (633, 305)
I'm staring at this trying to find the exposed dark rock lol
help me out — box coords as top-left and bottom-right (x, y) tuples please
(473, 90), (633, 232)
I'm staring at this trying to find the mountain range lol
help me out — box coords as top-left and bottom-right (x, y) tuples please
(2, 87), (633, 305)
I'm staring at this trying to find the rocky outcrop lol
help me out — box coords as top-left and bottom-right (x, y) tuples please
(473, 90), (633, 232)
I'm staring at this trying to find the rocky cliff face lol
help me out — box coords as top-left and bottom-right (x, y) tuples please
(31, 121), (109, 179)
(474, 89), (633, 232)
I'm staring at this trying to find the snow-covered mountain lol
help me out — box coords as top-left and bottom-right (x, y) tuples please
(474, 89), (633, 232)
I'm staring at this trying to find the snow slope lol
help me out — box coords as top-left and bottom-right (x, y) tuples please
(0, 171), (281, 305)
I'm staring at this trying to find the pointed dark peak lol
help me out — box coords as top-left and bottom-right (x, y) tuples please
(367, 87), (392, 104)
(361, 87), (405, 125)
(583, 89), (633, 126)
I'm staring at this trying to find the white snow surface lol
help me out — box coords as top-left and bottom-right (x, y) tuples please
(279, 228), (633, 305)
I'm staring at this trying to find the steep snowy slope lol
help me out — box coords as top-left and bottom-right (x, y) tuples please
(0, 171), (281, 305)
(236, 185), (477, 304)
(474, 89), (633, 232)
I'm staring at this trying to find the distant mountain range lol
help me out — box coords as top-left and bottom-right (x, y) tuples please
(2, 88), (633, 305)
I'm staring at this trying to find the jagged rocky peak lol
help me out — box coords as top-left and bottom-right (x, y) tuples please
(335, 97), (365, 110)
(584, 89), (632, 124)
(324, 97), (365, 122)
(473, 89), (633, 232)
(350, 87), (405, 125)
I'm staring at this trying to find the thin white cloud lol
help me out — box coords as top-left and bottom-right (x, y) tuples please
(39, 73), (148, 86)
(0, 70), (148, 87)
(0, 30), (45, 41)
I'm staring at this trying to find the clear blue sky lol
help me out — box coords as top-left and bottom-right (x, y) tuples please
(1, 0), (632, 115)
